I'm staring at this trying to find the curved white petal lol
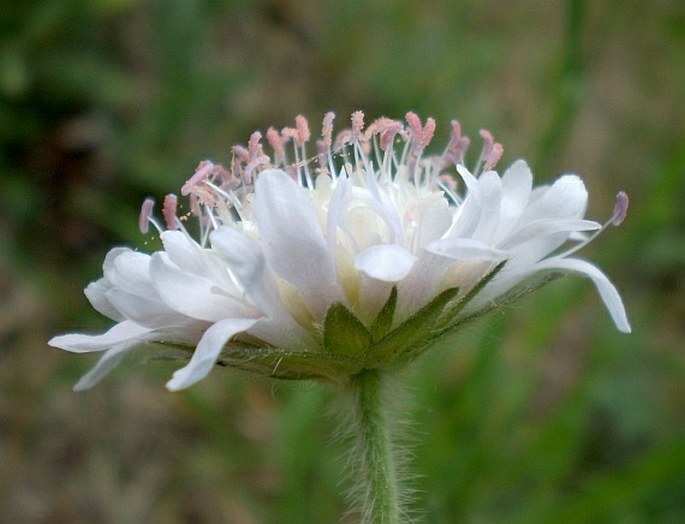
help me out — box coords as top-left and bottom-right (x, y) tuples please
(500, 219), (601, 250)
(497, 159), (533, 240)
(110, 250), (157, 296)
(354, 244), (417, 282)
(413, 194), (453, 249)
(166, 317), (260, 391)
(84, 279), (124, 322)
(150, 252), (247, 322)
(255, 169), (338, 316)
(210, 227), (316, 348)
(210, 227), (279, 311)
(101, 247), (130, 283)
(472, 170), (502, 241)
(519, 174), (588, 224)
(73, 342), (139, 391)
(105, 288), (183, 328)
(451, 164), (482, 237)
(535, 257), (631, 333)
(363, 167), (403, 244)
(48, 320), (151, 353)
(427, 237), (507, 260)
(327, 175), (354, 254)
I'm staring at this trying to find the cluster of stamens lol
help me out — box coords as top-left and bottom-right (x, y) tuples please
(138, 111), (628, 247)
(138, 111), (505, 241)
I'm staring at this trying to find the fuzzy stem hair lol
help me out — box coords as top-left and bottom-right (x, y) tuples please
(347, 369), (402, 523)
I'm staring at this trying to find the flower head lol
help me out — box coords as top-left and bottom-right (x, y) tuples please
(50, 112), (630, 391)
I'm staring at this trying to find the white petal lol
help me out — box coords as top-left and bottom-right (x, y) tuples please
(161, 230), (208, 275)
(210, 227), (279, 312)
(519, 174), (588, 223)
(166, 317), (260, 391)
(426, 237), (507, 260)
(354, 244), (417, 282)
(211, 227), (315, 348)
(105, 288), (183, 328)
(255, 169), (337, 315)
(413, 194), (453, 249)
(327, 175), (353, 254)
(500, 159), (533, 224)
(472, 170), (502, 241)
(150, 252), (246, 322)
(84, 279), (124, 322)
(395, 251), (454, 323)
(535, 257), (631, 333)
(363, 167), (403, 243)
(501, 219), (601, 249)
(110, 250), (156, 296)
(73, 342), (138, 391)
(101, 247), (130, 282)
(450, 164), (482, 237)
(48, 320), (151, 353)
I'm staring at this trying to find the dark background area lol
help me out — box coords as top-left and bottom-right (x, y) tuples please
(1, 1), (684, 522)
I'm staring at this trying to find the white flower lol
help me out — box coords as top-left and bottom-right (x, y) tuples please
(49, 111), (630, 391)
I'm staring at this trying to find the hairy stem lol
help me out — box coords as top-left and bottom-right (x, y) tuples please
(349, 369), (401, 524)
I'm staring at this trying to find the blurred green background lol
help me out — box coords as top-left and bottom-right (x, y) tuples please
(1, 0), (684, 522)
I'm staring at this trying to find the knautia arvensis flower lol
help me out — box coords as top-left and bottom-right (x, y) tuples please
(49, 111), (630, 391)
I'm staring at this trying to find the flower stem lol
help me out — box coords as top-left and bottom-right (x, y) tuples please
(350, 369), (401, 524)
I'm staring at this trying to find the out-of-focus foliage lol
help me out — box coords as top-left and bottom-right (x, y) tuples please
(1, 0), (683, 522)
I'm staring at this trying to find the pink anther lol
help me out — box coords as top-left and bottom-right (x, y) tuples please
(479, 129), (494, 156)
(351, 110), (365, 141)
(244, 154), (271, 184)
(450, 120), (462, 142)
(138, 198), (155, 234)
(247, 131), (264, 158)
(612, 191), (629, 226)
(321, 112), (335, 148)
(406, 112), (436, 150)
(483, 142), (504, 171)
(266, 127), (286, 161)
(444, 120), (470, 165)
(295, 115), (311, 145)
(232, 145), (250, 162)
(372, 118), (405, 151)
(181, 160), (215, 196)
(163, 194), (180, 230)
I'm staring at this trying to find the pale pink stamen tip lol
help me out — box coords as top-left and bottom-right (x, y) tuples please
(247, 131), (263, 156)
(379, 121), (404, 150)
(612, 191), (629, 226)
(422, 117), (436, 148)
(405, 111), (421, 133)
(406, 112), (435, 150)
(484, 143), (504, 171)
(450, 119), (462, 139)
(295, 115), (311, 145)
(181, 160), (215, 196)
(139, 198), (155, 234)
(162, 194), (179, 230)
(479, 129), (494, 153)
(351, 111), (365, 141)
(266, 127), (285, 158)
(322, 112), (335, 147)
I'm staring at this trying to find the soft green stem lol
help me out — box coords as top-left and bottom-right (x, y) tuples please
(350, 369), (401, 524)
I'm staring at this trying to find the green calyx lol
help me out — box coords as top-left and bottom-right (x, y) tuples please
(205, 262), (534, 384)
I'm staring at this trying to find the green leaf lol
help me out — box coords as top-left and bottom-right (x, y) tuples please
(365, 286), (461, 367)
(435, 260), (507, 331)
(218, 344), (364, 383)
(370, 286), (398, 342)
(323, 302), (373, 358)
(436, 268), (562, 339)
